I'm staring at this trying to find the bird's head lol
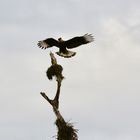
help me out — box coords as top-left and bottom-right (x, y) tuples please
(58, 37), (64, 42)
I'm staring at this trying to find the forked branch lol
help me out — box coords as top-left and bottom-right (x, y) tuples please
(40, 52), (78, 140)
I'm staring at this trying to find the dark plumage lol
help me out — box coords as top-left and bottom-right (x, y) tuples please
(46, 64), (64, 82)
(37, 34), (94, 58)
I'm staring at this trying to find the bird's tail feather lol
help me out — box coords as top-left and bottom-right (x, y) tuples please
(56, 51), (76, 58)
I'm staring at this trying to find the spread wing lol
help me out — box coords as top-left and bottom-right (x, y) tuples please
(64, 34), (94, 49)
(38, 38), (59, 49)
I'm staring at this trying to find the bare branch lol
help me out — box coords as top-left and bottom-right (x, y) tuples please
(40, 52), (78, 140)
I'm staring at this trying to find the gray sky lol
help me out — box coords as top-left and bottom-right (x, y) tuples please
(0, 0), (140, 140)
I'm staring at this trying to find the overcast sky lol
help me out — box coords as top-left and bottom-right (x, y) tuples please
(0, 0), (140, 140)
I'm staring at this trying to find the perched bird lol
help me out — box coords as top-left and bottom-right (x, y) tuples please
(46, 64), (64, 82)
(37, 34), (94, 58)
(46, 52), (64, 82)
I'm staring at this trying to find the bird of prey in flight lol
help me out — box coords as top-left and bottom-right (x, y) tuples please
(37, 34), (94, 58)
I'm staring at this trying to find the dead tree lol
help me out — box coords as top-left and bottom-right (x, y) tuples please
(40, 52), (78, 140)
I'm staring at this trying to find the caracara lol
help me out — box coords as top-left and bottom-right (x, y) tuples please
(37, 34), (94, 58)
(46, 52), (64, 82)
